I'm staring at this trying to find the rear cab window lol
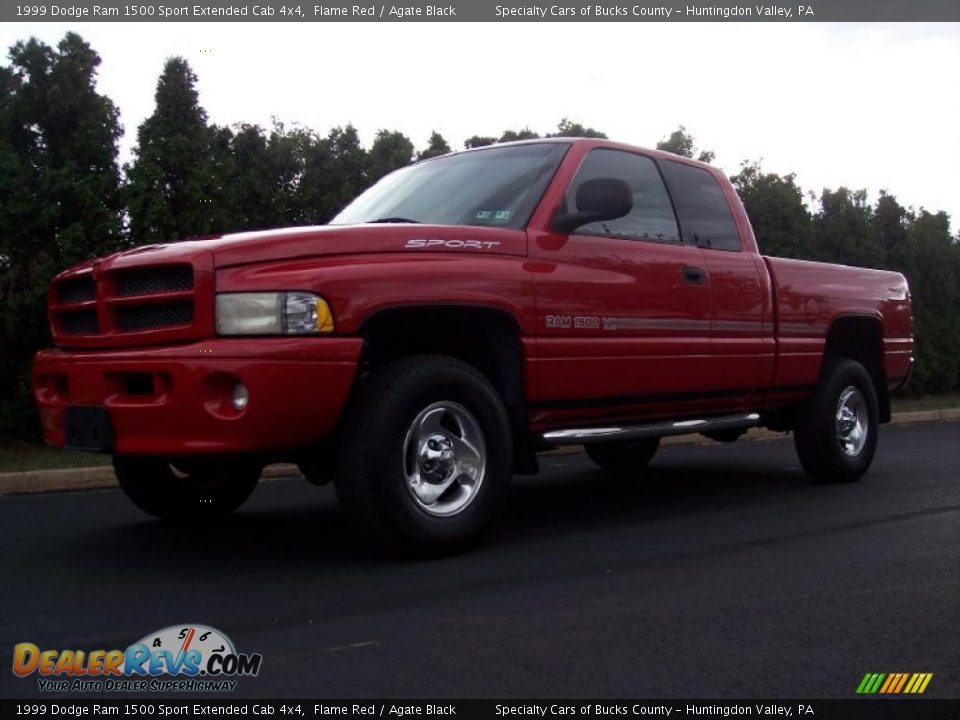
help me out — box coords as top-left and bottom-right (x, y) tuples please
(660, 160), (742, 251)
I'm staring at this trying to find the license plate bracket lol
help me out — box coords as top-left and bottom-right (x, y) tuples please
(64, 405), (114, 452)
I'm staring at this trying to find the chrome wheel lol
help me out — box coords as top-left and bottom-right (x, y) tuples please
(795, 359), (878, 484)
(835, 385), (868, 457)
(402, 401), (486, 517)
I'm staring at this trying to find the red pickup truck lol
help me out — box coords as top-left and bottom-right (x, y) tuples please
(33, 138), (913, 553)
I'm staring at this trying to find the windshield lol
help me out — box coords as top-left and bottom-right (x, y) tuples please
(331, 142), (570, 229)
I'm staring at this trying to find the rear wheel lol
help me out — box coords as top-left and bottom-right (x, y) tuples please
(585, 437), (660, 473)
(113, 456), (262, 521)
(333, 355), (511, 556)
(794, 358), (879, 483)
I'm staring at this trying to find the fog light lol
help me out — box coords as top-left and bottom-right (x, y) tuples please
(231, 383), (249, 411)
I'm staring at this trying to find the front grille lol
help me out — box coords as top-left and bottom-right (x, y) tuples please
(116, 302), (193, 332)
(52, 261), (201, 346)
(116, 265), (193, 296)
(57, 276), (95, 303)
(60, 310), (99, 334)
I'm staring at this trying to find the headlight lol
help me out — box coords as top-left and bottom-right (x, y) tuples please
(215, 292), (334, 335)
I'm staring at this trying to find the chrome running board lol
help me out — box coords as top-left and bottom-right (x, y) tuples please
(541, 412), (761, 445)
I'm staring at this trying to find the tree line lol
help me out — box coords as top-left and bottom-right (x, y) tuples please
(1, 33), (958, 439)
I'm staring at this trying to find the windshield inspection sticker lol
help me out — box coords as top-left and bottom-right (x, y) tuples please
(405, 238), (501, 250)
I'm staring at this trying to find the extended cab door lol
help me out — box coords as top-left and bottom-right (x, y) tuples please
(528, 147), (716, 425)
(659, 158), (775, 399)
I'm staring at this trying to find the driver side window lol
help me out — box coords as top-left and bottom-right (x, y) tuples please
(568, 149), (681, 244)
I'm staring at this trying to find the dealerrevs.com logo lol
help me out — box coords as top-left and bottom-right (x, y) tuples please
(12, 624), (262, 693)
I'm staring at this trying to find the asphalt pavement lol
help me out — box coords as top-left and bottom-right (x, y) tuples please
(1, 422), (957, 700)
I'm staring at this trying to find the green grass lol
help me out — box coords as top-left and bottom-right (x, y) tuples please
(0, 440), (111, 473)
(0, 392), (956, 473)
(891, 392), (960, 413)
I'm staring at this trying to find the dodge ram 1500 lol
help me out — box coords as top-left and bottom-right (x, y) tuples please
(33, 138), (913, 553)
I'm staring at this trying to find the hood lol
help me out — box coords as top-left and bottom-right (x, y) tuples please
(99, 224), (528, 270)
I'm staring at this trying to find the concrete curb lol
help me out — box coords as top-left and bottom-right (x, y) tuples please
(0, 463), (300, 497)
(1, 409), (957, 496)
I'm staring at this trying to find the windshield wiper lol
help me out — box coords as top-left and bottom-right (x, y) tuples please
(368, 216), (421, 224)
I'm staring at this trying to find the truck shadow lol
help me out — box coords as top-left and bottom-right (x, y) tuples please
(68, 445), (813, 574)
(503, 453), (812, 541)
(43, 446), (861, 646)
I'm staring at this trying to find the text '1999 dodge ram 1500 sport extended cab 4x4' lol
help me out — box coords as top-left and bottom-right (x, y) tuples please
(33, 138), (913, 554)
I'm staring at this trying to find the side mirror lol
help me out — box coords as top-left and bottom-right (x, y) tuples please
(551, 177), (633, 234)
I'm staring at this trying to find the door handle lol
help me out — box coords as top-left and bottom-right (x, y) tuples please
(681, 266), (706, 285)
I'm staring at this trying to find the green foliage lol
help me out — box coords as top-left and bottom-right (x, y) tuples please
(296, 124), (369, 224)
(875, 190), (910, 267)
(498, 127), (540, 142)
(418, 131), (451, 160)
(899, 211), (960, 394)
(656, 125), (714, 163)
(126, 57), (227, 244)
(730, 162), (812, 258)
(368, 129), (414, 183)
(0, 33), (123, 437)
(464, 135), (497, 149)
(810, 187), (884, 268)
(548, 118), (607, 139)
(466, 120), (599, 148)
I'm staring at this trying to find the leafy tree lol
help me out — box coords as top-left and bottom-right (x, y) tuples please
(810, 187), (884, 268)
(899, 210), (960, 394)
(126, 57), (225, 244)
(328, 124), (368, 201)
(418, 131), (451, 160)
(730, 161), (811, 258)
(296, 124), (368, 223)
(222, 122), (306, 230)
(218, 124), (260, 229)
(0, 33), (123, 436)
(498, 127), (540, 142)
(548, 118), (607, 139)
(467, 121), (594, 148)
(656, 125), (714, 163)
(207, 123), (240, 230)
(875, 190), (910, 268)
(367, 129), (414, 183)
(464, 135), (497, 149)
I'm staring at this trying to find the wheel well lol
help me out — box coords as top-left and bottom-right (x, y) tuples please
(824, 316), (890, 423)
(357, 306), (536, 472)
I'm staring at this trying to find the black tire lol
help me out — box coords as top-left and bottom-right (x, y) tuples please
(298, 447), (333, 486)
(113, 456), (262, 521)
(584, 437), (660, 472)
(333, 355), (511, 556)
(794, 358), (879, 483)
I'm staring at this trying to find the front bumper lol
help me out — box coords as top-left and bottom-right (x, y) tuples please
(33, 337), (363, 456)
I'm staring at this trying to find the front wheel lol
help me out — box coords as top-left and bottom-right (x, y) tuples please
(113, 456), (262, 521)
(333, 355), (511, 556)
(794, 358), (879, 483)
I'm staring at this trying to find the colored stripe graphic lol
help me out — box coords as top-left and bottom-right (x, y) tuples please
(879, 674), (896, 693)
(857, 673), (933, 694)
(893, 674), (909, 693)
